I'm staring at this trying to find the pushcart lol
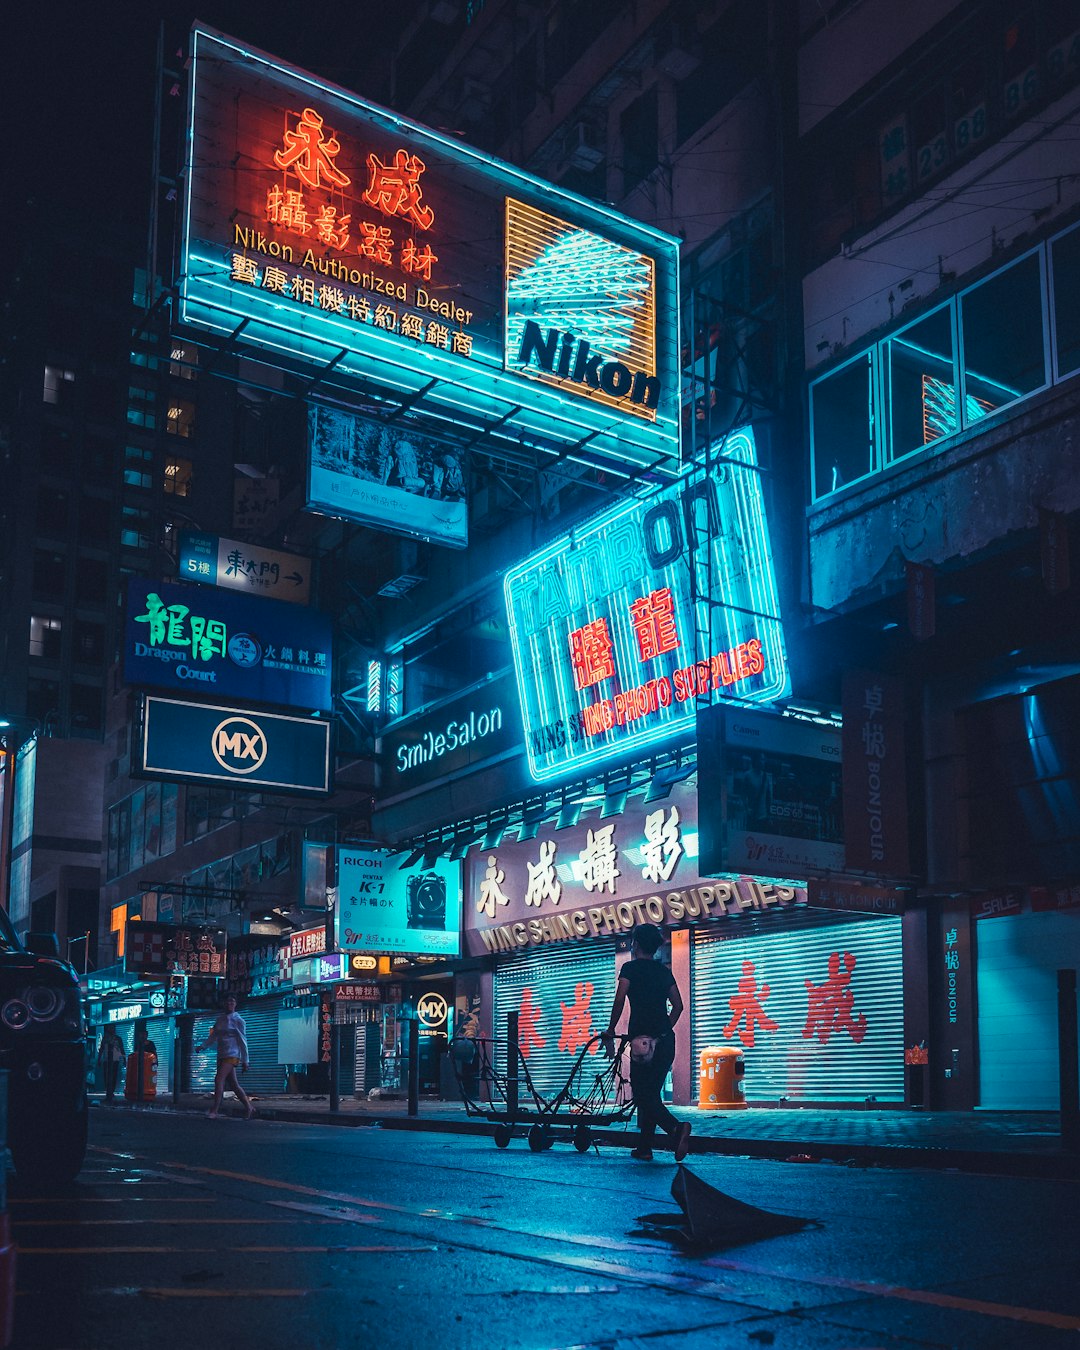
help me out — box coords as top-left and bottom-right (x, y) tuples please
(450, 1028), (636, 1152)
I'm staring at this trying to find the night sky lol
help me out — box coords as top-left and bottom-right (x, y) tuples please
(9, 2), (409, 244)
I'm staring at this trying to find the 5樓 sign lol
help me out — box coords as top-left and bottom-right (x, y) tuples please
(180, 26), (680, 478)
(505, 428), (790, 781)
(179, 531), (312, 605)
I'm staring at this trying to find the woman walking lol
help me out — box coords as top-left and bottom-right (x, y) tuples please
(602, 923), (691, 1162)
(200, 994), (255, 1119)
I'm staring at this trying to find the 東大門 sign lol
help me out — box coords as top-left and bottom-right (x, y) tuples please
(180, 25), (680, 479)
(179, 531), (312, 606)
(124, 578), (332, 712)
(504, 428), (790, 781)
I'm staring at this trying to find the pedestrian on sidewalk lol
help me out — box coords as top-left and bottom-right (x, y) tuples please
(97, 1026), (124, 1103)
(199, 994), (255, 1119)
(601, 923), (691, 1163)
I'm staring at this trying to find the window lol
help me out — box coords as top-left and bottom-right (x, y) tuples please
(620, 87), (658, 195)
(127, 385), (156, 430)
(73, 621), (105, 664)
(170, 343), (198, 379)
(810, 222), (1077, 503)
(959, 251), (1048, 414)
(31, 552), (65, 602)
(40, 424), (73, 472)
(120, 506), (152, 551)
(885, 305), (957, 460)
(70, 683), (102, 734)
(810, 353), (875, 499)
(29, 616), (62, 660)
(164, 456), (193, 497)
(124, 445), (153, 489)
(1051, 224), (1080, 379)
(166, 400), (195, 439)
(35, 487), (69, 535)
(74, 557), (108, 604)
(123, 468), (152, 490)
(26, 678), (60, 726)
(80, 496), (112, 548)
(43, 365), (75, 405)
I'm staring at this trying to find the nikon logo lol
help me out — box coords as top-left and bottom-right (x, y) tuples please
(516, 320), (660, 410)
(211, 716), (267, 774)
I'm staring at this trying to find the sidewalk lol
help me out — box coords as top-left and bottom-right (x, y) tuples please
(98, 1092), (1080, 1179)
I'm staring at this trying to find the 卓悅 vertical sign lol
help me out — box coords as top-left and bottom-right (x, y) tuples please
(841, 670), (910, 877)
(505, 428), (789, 781)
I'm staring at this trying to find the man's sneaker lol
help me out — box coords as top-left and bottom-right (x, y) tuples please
(673, 1121), (692, 1162)
(630, 1147), (654, 1161)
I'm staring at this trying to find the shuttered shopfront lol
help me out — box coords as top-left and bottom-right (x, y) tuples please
(190, 998), (287, 1095)
(976, 908), (1080, 1109)
(691, 913), (904, 1103)
(493, 944), (617, 1101)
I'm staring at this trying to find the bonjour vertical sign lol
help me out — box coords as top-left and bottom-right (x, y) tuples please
(842, 670), (910, 877)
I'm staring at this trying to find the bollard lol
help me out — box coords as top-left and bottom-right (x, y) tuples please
(506, 1010), (519, 1120)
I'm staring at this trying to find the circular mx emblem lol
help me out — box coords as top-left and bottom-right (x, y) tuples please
(416, 992), (448, 1029)
(211, 715), (268, 775)
(228, 632), (263, 667)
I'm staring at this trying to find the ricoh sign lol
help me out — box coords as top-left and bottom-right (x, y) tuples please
(138, 696), (332, 797)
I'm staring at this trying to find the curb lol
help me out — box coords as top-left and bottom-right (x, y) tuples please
(142, 1099), (1080, 1180)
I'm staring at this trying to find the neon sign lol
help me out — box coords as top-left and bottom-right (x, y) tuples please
(181, 26), (680, 478)
(505, 427), (790, 781)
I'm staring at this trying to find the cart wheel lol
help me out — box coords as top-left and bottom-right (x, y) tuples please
(573, 1122), (592, 1153)
(527, 1124), (546, 1152)
(493, 1125), (512, 1149)
(542, 1126), (556, 1150)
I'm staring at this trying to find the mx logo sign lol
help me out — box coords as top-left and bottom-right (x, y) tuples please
(212, 715), (268, 774)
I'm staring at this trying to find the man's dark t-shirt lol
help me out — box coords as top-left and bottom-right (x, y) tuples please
(621, 958), (676, 1037)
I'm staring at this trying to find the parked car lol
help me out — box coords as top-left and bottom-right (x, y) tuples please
(0, 911), (87, 1183)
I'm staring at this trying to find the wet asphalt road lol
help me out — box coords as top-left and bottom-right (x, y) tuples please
(6, 1106), (1078, 1349)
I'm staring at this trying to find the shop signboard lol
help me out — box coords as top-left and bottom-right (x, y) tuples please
(379, 670), (523, 793)
(226, 935), (290, 996)
(179, 531), (312, 606)
(336, 850), (462, 957)
(290, 926), (327, 961)
(807, 878), (906, 915)
(307, 405), (468, 549)
(504, 429), (790, 782)
(461, 779), (806, 957)
(124, 578), (332, 712)
(291, 953), (348, 984)
(138, 696), (333, 798)
(697, 706), (844, 877)
(124, 920), (227, 978)
(181, 26), (680, 480)
(842, 669), (910, 877)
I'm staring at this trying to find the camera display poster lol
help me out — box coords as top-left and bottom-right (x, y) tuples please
(307, 404), (468, 549)
(336, 849), (462, 957)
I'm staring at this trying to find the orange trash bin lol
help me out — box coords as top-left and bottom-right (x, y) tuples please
(698, 1046), (747, 1110)
(124, 1052), (157, 1102)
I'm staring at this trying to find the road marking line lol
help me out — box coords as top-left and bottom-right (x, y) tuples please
(10, 1197), (213, 1205)
(700, 1258), (1080, 1333)
(13, 1218), (345, 1227)
(111, 1288), (309, 1299)
(98, 1149), (1079, 1333)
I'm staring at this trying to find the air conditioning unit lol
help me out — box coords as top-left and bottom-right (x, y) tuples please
(567, 121), (605, 172)
(655, 21), (701, 80)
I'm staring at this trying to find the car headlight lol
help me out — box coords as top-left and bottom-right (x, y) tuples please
(2, 983), (80, 1033)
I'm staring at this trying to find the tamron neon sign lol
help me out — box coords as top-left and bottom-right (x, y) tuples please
(505, 428), (790, 781)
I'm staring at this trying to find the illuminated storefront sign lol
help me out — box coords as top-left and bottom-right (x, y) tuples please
(124, 579), (332, 712)
(462, 780), (806, 956)
(181, 26), (679, 477)
(505, 428), (790, 781)
(138, 696), (333, 797)
(380, 671), (522, 792)
(307, 404), (468, 549)
(336, 850), (462, 957)
(179, 531), (312, 606)
(291, 953), (347, 984)
(699, 706), (844, 876)
(291, 926), (327, 961)
(124, 920), (227, 977)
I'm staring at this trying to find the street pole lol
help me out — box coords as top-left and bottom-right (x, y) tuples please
(1058, 968), (1079, 1151)
(506, 1010), (519, 1121)
(407, 1018), (419, 1117)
